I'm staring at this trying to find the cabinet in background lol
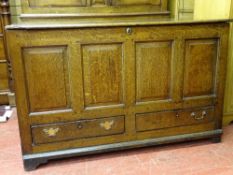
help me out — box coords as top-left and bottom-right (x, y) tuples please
(0, 0), (11, 105)
(10, 0), (169, 24)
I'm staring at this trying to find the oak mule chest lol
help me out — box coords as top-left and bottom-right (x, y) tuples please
(6, 0), (230, 171)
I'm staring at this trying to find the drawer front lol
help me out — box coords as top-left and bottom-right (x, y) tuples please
(0, 63), (9, 91)
(32, 116), (125, 145)
(0, 38), (6, 60)
(112, 0), (161, 6)
(28, 0), (87, 7)
(136, 107), (214, 132)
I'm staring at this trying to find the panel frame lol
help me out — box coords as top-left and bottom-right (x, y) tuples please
(27, 0), (87, 8)
(183, 38), (219, 99)
(7, 32), (81, 153)
(111, 0), (161, 6)
(21, 43), (77, 116)
(81, 42), (124, 109)
(6, 23), (229, 156)
(0, 37), (6, 60)
(0, 62), (10, 91)
(131, 26), (182, 114)
(179, 24), (229, 130)
(135, 40), (173, 103)
(71, 30), (130, 119)
(181, 36), (225, 109)
(224, 23), (233, 115)
(22, 46), (71, 113)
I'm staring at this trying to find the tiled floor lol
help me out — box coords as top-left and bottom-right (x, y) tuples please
(1, 108), (233, 175)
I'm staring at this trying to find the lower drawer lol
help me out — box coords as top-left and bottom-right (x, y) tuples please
(136, 107), (214, 132)
(0, 63), (9, 90)
(32, 116), (125, 145)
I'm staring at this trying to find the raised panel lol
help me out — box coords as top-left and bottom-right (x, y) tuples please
(183, 39), (218, 98)
(23, 46), (71, 113)
(91, 0), (107, 6)
(0, 63), (9, 91)
(28, 0), (87, 7)
(136, 41), (173, 102)
(112, 0), (160, 6)
(82, 43), (123, 108)
(0, 21), (2, 33)
(0, 38), (6, 60)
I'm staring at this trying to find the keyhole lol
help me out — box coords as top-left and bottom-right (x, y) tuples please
(126, 27), (132, 35)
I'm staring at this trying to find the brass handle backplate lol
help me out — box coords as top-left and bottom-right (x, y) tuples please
(191, 111), (207, 120)
(100, 120), (114, 130)
(43, 128), (60, 137)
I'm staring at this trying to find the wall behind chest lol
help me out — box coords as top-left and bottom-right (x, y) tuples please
(169, 0), (233, 125)
(193, 0), (233, 125)
(224, 2), (233, 125)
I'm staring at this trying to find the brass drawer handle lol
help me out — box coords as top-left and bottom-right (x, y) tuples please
(100, 120), (114, 130)
(126, 27), (132, 35)
(191, 111), (207, 120)
(43, 128), (60, 137)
